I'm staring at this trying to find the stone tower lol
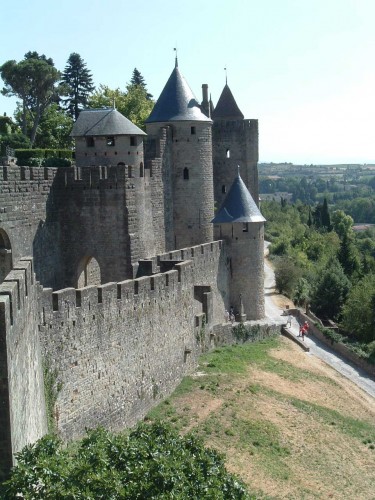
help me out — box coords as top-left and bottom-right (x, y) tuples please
(145, 59), (214, 249)
(71, 108), (146, 169)
(211, 83), (259, 218)
(212, 171), (265, 320)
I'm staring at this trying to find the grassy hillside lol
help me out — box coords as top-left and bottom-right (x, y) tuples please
(147, 336), (375, 499)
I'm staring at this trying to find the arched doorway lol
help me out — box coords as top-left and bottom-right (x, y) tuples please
(0, 229), (12, 283)
(76, 256), (101, 288)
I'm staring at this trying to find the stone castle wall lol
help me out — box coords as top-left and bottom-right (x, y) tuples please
(0, 164), (168, 290)
(38, 240), (228, 442)
(0, 258), (47, 478)
(0, 166), (63, 289)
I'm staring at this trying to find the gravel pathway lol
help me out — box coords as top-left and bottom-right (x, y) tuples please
(264, 250), (375, 400)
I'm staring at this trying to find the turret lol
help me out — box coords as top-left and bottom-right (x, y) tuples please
(145, 61), (214, 249)
(71, 108), (146, 168)
(212, 84), (259, 216)
(212, 170), (265, 320)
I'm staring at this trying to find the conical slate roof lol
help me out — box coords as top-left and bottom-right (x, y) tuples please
(71, 108), (146, 137)
(146, 63), (211, 123)
(212, 172), (265, 224)
(212, 84), (244, 120)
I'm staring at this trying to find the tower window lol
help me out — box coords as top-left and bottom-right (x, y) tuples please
(140, 162), (144, 177)
(191, 126), (196, 135)
(243, 222), (248, 232)
(130, 136), (137, 146)
(183, 167), (189, 180)
(128, 166), (133, 178)
(86, 137), (95, 147)
(222, 185), (226, 194)
(106, 136), (115, 146)
(226, 148), (230, 158)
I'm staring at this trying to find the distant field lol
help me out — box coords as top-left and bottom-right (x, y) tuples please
(147, 336), (375, 499)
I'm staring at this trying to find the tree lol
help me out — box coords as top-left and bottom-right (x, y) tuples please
(310, 258), (351, 320)
(341, 274), (375, 341)
(0, 115), (30, 154)
(293, 277), (310, 310)
(321, 198), (331, 230)
(274, 257), (302, 296)
(331, 210), (353, 240)
(0, 52), (62, 145)
(88, 83), (154, 130)
(62, 53), (95, 120)
(1, 422), (250, 499)
(130, 68), (153, 100)
(338, 232), (360, 277)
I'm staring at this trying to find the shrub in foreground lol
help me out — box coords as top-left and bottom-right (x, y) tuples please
(1, 422), (251, 499)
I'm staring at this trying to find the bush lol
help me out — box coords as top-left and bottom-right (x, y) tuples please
(0, 422), (251, 499)
(42, 157), (72, 168)
(15, 148), (73, 166)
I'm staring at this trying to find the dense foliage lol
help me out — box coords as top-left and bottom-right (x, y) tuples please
(263, 199), (375, 344)
(88, 83), (154, 130)
(0, 422), (250, 499)
(0, 52), (63, 146)
(1, 51), (154, 149)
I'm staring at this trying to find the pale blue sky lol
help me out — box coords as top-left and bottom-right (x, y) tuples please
(1, 0), (374, 164)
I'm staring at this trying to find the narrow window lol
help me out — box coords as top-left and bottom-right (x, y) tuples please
(128, 165), (133, 178)
(130, 136), (137, 146)
(86, 137), (95, 147)
(222, 185), (226, 194)
(191, 126), (196, 135)
(226, 148), (230, 158)
(107, 136), (115, 146)
(183, 167), (189, 180)
(243, 222), (248, 232)
(140, 162), (144, 177)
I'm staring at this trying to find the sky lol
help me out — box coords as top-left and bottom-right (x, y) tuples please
(1, 0), (374, 165)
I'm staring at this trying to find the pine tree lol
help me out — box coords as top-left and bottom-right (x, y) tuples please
(130, 68), (153, 100)
(321, 198), (331, 230)
(62, 53), (95, 120)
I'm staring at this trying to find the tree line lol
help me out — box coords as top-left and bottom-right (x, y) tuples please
(263, 199), (375, 348)
(0, 52), (154, 152)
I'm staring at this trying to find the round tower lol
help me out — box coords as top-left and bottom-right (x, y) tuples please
(145, 59), (214, 249)
(212, 171), (265, 320)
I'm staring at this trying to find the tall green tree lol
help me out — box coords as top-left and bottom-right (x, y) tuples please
(62, 53), (95, 120)
(310, 258), (351, 320)
(0, 52), (62, 146)
(338, 232), (360, 277)
(130, 68), (153, 100)
(341, 274), (375, 341)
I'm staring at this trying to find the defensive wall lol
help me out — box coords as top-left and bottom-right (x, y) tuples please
(0, 258), (47, 479)
(0, 163), (171, 291)
(36, 240), (229, 443)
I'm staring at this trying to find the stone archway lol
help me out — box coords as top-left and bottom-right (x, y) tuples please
(76, 256), (101, 288)
(0, 229), (12, 284)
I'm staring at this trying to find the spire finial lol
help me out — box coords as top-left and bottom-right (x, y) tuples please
(237, 165), (240, 176)
(174, 47), (178, 68)
(113, 98), (116, 110)
(224, 65), (227, 84)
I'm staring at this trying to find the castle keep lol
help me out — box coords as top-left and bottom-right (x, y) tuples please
(0, 61), (268, 476)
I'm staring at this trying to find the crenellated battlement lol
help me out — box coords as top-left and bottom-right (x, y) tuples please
(213, 118), (258, 132)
